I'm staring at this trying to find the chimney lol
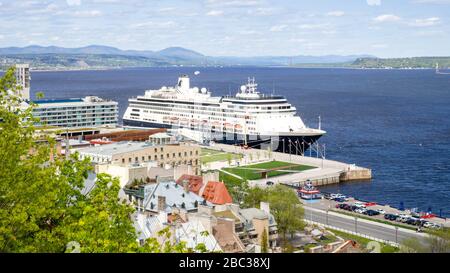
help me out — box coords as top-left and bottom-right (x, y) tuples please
(260, 202), (270, 215)
(158, 195), (166, 211)
(182, 179), (189, 193)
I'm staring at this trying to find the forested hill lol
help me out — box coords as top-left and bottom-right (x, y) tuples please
(352, 57), (450, 69)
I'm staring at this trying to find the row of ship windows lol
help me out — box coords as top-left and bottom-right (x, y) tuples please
(129, 104), (293, 118)
(132, 100), (290, 111)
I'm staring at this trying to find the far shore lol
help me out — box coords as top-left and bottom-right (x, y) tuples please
(0, 66), (439, 73)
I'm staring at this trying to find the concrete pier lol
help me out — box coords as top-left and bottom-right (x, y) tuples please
(206, 143), (372, 188)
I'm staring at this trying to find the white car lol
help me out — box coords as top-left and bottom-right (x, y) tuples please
(376, 209), (386, 215)
(423, 221), (433, 228)
(354, 202), (366, 208)
(355, 208), (367, 214)
(396, 215), (409, 222)
(431, 223), (442, 229)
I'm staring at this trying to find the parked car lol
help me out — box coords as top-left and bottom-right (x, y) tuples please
(376, 209), (386, 215)
(266, 181), (274, 186)
(406, 218), (420, 225)
(333, 197), (346, 203)
(423, 221), (433, 228)
(431, 223), (442, 229)
(365, 210), (380, 216)
(355, 208), (367, 214)
(398, 215), (410, 223)
(323, 193), (333, 200)
(354, 202), (366, 208)
(384, 213), (399, 221)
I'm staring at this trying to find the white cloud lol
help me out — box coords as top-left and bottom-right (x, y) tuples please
(409, 17), (440, 27)
(206, 10), (223, 16)
(130, 21), (177, 29)
(73, 10), (102, 17)
(327, 10), (345, 17)
(373, 14), (401, 23)
(67, 0), (81, 6)
(206, 0), (260, 7)
(25, 3), (59, 15)
(298, 23), (331, 30)
(413, 0), (450, 3)
(93, 0), (119, 3)
(0, 34), (4, 40)
(367, 0), (381, 5)
(371, 43), (388, 48)
(289, 38), (306, 43)
(269, 25), (288, 32)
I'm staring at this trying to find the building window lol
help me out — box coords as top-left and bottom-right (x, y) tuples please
(190, 151), (193, 156)
(142, 156), (145, 161)
(195, 150), (198, 155)
(178, 152), (181, 157)
(161, 154), (164, 159)
(154, 155), (157, 160)
(135, 157), (138, 162)
(160, 147), (163, 152)
(154, 148), (157, 153)
(173, 153), (176, 158)
(122, 158), (125, 164)
(167, 153), (170, 159)
(184, 152), (187, 157)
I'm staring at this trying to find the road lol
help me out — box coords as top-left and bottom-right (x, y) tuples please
(303, 205), (428, 245)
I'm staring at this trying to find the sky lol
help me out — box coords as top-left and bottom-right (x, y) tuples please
(0, 0), (449, 57)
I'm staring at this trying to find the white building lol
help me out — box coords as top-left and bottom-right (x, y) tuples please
(29, 96), (118, 128)
(14, 64), (30, 100)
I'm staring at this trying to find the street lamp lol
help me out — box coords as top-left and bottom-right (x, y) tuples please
(395, 227), (398, 244)
(326, 210), (329, 226)
(354, 217), (358, 233)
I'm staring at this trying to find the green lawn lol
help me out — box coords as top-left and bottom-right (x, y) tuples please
(201, 148), (243, 164)
(223, 161), (316, 180)
(329, 229), (398, 253)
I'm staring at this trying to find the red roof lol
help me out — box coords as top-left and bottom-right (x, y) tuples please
(176, 174), (204, 195)
(202, 181), (233, 205)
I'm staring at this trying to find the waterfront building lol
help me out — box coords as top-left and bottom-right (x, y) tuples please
(27, 96), (118, 128)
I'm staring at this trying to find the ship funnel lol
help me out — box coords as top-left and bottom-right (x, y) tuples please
(177, 75), (190, 90)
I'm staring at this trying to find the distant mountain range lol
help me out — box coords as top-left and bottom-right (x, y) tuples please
(0, 45), (378, 70)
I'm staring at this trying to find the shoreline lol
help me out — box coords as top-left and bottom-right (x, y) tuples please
(0, 66), (440, 73)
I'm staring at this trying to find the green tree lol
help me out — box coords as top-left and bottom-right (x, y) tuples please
(0, 67), (196, 253)
(36, 91), (45, 100)
(243, 185), (305, 249)
(261, 227), (268, 253)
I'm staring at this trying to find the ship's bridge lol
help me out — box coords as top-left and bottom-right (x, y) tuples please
(143, 75), (213, 100)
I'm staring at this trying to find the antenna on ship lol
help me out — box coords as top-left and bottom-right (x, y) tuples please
(318, 115), (321, 130)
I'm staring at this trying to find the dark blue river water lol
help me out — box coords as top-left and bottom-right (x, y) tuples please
(27, 67), (450, 217)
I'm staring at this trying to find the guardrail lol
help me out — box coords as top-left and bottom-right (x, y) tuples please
(304, 219), (400, 248)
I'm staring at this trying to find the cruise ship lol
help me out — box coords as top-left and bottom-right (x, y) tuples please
(123, 75), (325, 154)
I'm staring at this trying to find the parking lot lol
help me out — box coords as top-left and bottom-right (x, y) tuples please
(301, 193), (449, 230)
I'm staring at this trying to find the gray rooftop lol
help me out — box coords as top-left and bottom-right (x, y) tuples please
(143, 181), (211, 213)
(78, 141), (157, 156)
(239, 208), (277, 230)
